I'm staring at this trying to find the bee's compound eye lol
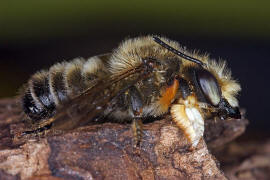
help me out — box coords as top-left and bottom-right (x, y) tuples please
(196, 69), (221, 106)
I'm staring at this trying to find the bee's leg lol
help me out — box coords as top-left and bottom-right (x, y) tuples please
(131, 118), (144, 146)
(128, 86), (144, 146)
(22, 123), (52, 136)
(170, 95), (204, 148)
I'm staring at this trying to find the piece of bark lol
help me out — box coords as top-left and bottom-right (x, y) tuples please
(215, 140), (270, 180)
(0, 98), (248, 180)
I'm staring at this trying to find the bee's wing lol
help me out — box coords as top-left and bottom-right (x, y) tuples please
(37, 62), (152, 131)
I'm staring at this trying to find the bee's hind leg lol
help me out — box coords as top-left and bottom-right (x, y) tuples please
(22, 123), (52, 137)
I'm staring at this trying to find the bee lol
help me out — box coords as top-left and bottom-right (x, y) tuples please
(20, 35), (241, 147)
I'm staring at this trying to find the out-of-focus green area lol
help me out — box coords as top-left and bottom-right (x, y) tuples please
(0, 0), (270, 42)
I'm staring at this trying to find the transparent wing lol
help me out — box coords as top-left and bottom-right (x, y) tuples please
(34, 60), (154, 131)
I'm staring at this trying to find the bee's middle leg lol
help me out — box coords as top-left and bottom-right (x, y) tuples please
(128, 86), (144, 146)
(131, 118), (144, 146)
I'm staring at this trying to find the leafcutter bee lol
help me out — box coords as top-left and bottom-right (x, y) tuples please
(21, 35), (241, 147)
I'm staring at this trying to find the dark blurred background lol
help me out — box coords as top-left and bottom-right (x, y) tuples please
(0, 1), (269, 138)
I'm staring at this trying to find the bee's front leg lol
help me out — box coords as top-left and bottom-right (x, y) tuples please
(171, 95), (204, 148)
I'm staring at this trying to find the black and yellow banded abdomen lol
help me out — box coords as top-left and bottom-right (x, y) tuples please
(21, 56), (108, 122)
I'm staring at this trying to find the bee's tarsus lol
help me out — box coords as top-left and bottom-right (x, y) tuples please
(22, 123), (52, 136)
(131, 119), (144, 147)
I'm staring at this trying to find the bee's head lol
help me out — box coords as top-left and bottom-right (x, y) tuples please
(193, 67), (241, 119)
(153, 36), (241, 120)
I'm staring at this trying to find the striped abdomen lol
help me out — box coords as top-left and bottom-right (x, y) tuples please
(22, 56), (108, 122)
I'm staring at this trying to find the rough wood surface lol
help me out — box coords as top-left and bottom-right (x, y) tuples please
(0, 98), (249, 180)
(216, 140), (270, 180)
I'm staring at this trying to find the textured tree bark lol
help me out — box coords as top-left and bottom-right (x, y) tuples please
(0, 98), (251, 180)
(216, 140), (270, 180)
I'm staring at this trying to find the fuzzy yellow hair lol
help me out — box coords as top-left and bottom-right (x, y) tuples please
(109, 35), (241, 107)
(109, 35), (180, 75)
(205, 60), (241, 107)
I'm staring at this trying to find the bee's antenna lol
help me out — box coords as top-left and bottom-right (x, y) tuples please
(153, 36), (205, 66)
